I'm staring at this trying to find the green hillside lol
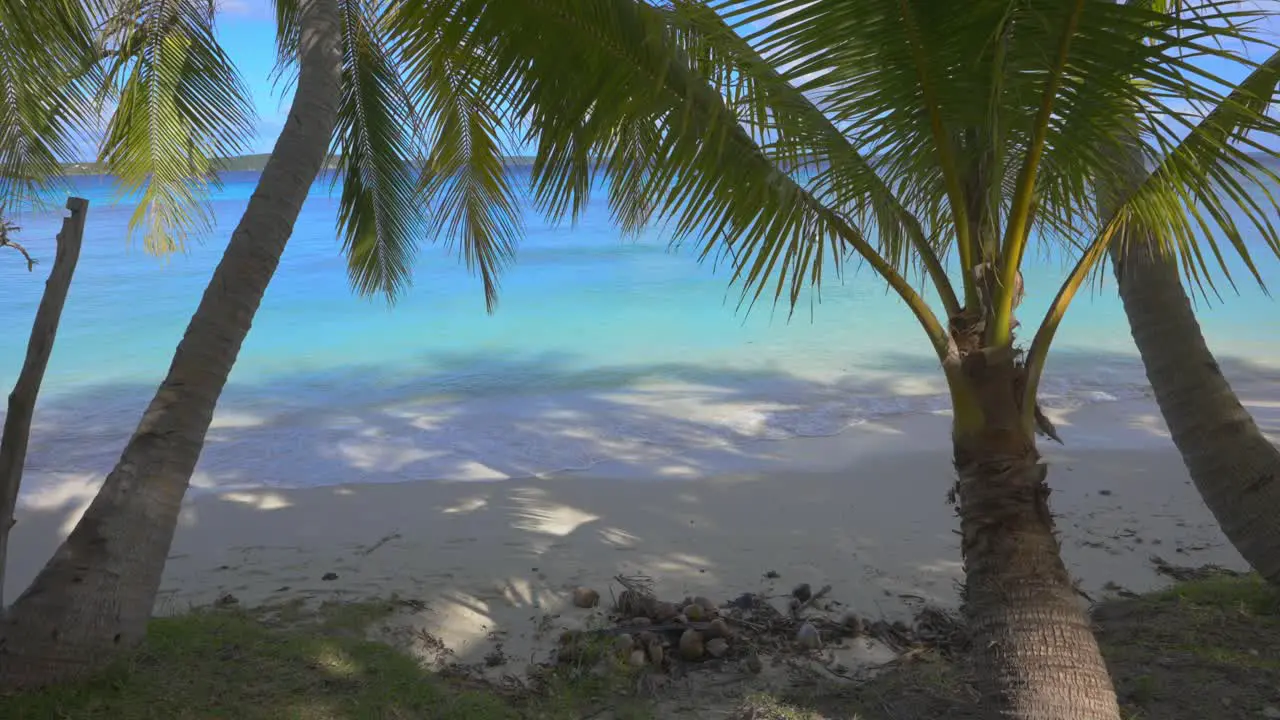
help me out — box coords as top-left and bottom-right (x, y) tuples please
(61, 153), (540, 176)
(61, 153), (331, 175)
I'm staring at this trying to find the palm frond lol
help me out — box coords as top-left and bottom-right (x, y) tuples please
(97, 0), (255, 254)
(1119, 45), (1280, 292)
(269, 0), (301, 93)
(396, 0), (948, 353)
(0, 0), (104, 211)
(332, 0), (422, 300)
(391, 5), (522, 312)
(663, 0), (959, 314)
(391, 0), (1280, 355)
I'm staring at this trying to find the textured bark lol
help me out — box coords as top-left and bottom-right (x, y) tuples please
(1114, 241), (1280, 583)
(0, 0), (342, 689)
(0, 198), (88, 604)
(953, 348), (1119, 720)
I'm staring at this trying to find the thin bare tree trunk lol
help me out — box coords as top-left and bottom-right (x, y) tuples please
(0, 0), (341, 689)
(0, 198), (87, 605)
(953, 348), (1120, 720)
(1113, 241), (1280, 582)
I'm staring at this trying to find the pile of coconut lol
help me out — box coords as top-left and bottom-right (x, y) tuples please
(556, 575), (967, 677)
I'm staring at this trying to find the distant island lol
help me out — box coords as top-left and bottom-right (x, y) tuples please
(61, 153), (540, 176)
(63, 151), (1276, 177)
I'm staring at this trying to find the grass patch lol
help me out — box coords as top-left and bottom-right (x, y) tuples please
(0, 602), (638, 720)
(730, 693), (830, 719)
(1149, 573), (1280, 619)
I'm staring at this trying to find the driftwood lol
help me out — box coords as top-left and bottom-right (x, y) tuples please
(0, 198), (88, 604)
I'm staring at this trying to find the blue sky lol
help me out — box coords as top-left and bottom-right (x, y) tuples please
(215, 2), (290, 154)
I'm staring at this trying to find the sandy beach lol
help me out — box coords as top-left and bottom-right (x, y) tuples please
(8, 385), (1276, 680)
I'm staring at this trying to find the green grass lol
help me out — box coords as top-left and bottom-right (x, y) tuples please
(0, 602), (593, 720)
(1148, 573), (1280, 619)
(730, 693), (831, 719)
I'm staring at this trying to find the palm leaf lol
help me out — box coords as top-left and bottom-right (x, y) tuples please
(331, 0), (422, 300)
(391, 0), (1280, 352)
(97, 0), (255, 254)
(662, 0), (959, 314)
(391, 6), (522, 312)
(0, 0), (103, 212)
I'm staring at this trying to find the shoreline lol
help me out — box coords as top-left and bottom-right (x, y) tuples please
(9, 393), (1265, 675)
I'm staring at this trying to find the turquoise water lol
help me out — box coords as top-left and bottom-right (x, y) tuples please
(2, 171), (1278, 490)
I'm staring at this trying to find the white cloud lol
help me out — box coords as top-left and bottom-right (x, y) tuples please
(216, 0), (273, 21)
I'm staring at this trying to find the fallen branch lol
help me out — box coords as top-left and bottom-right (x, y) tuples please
(0, 239), (35, 271)
(793, 583), (833, 616)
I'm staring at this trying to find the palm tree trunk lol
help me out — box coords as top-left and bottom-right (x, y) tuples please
(1113, 240), (1280, 582)
(0, 0), (342, 689)
(0, 198), (88, 604)
(953, 348), (1120, 719)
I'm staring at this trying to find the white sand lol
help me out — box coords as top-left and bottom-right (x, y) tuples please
(7, 388), (1276, 679)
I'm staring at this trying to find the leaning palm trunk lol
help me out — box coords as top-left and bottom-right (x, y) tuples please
(0, 0), (342, 689)
(951, 346), (1120, 719)
(1113, 240), (1280, 582)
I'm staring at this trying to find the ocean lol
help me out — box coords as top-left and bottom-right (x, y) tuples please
(2, 171), (1278, 494)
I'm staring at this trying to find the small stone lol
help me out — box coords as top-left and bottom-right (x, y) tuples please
(321, 572), (339, 581)
(744, 650), (763, 674)
(628, 649), (648, 668)
(841, 612), (865, 636)
(613, 633), (635, 655)
(796, 622), (822, 651)
(706, 618), (732, 640)
(214, 593), (239, 607)
(647, 640), (665, 667)
(679, 628), (704, 660)
(693, 596), (716, 612)
(764, 570), (780, 579)
(572, 587), (600, 609)
(636, 631), (658, 648)
(684, 603), (707, 622)
(650, 601), (679, 622)
(706, 638), (729, 658)
(792, 583), (812, 602)
(625, 616), (652, 627)
(1262, 707), (1280, 720)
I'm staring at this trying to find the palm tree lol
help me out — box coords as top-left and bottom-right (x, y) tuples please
(1106, 1), (1280, 582)
(402, 1), (1280, 717)
(1114, 235), (1280, 583)
(0, 0), (524, 687)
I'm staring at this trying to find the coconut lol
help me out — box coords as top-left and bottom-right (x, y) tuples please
(678, 628), (705, 660)
(572, 587), (600, 609)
